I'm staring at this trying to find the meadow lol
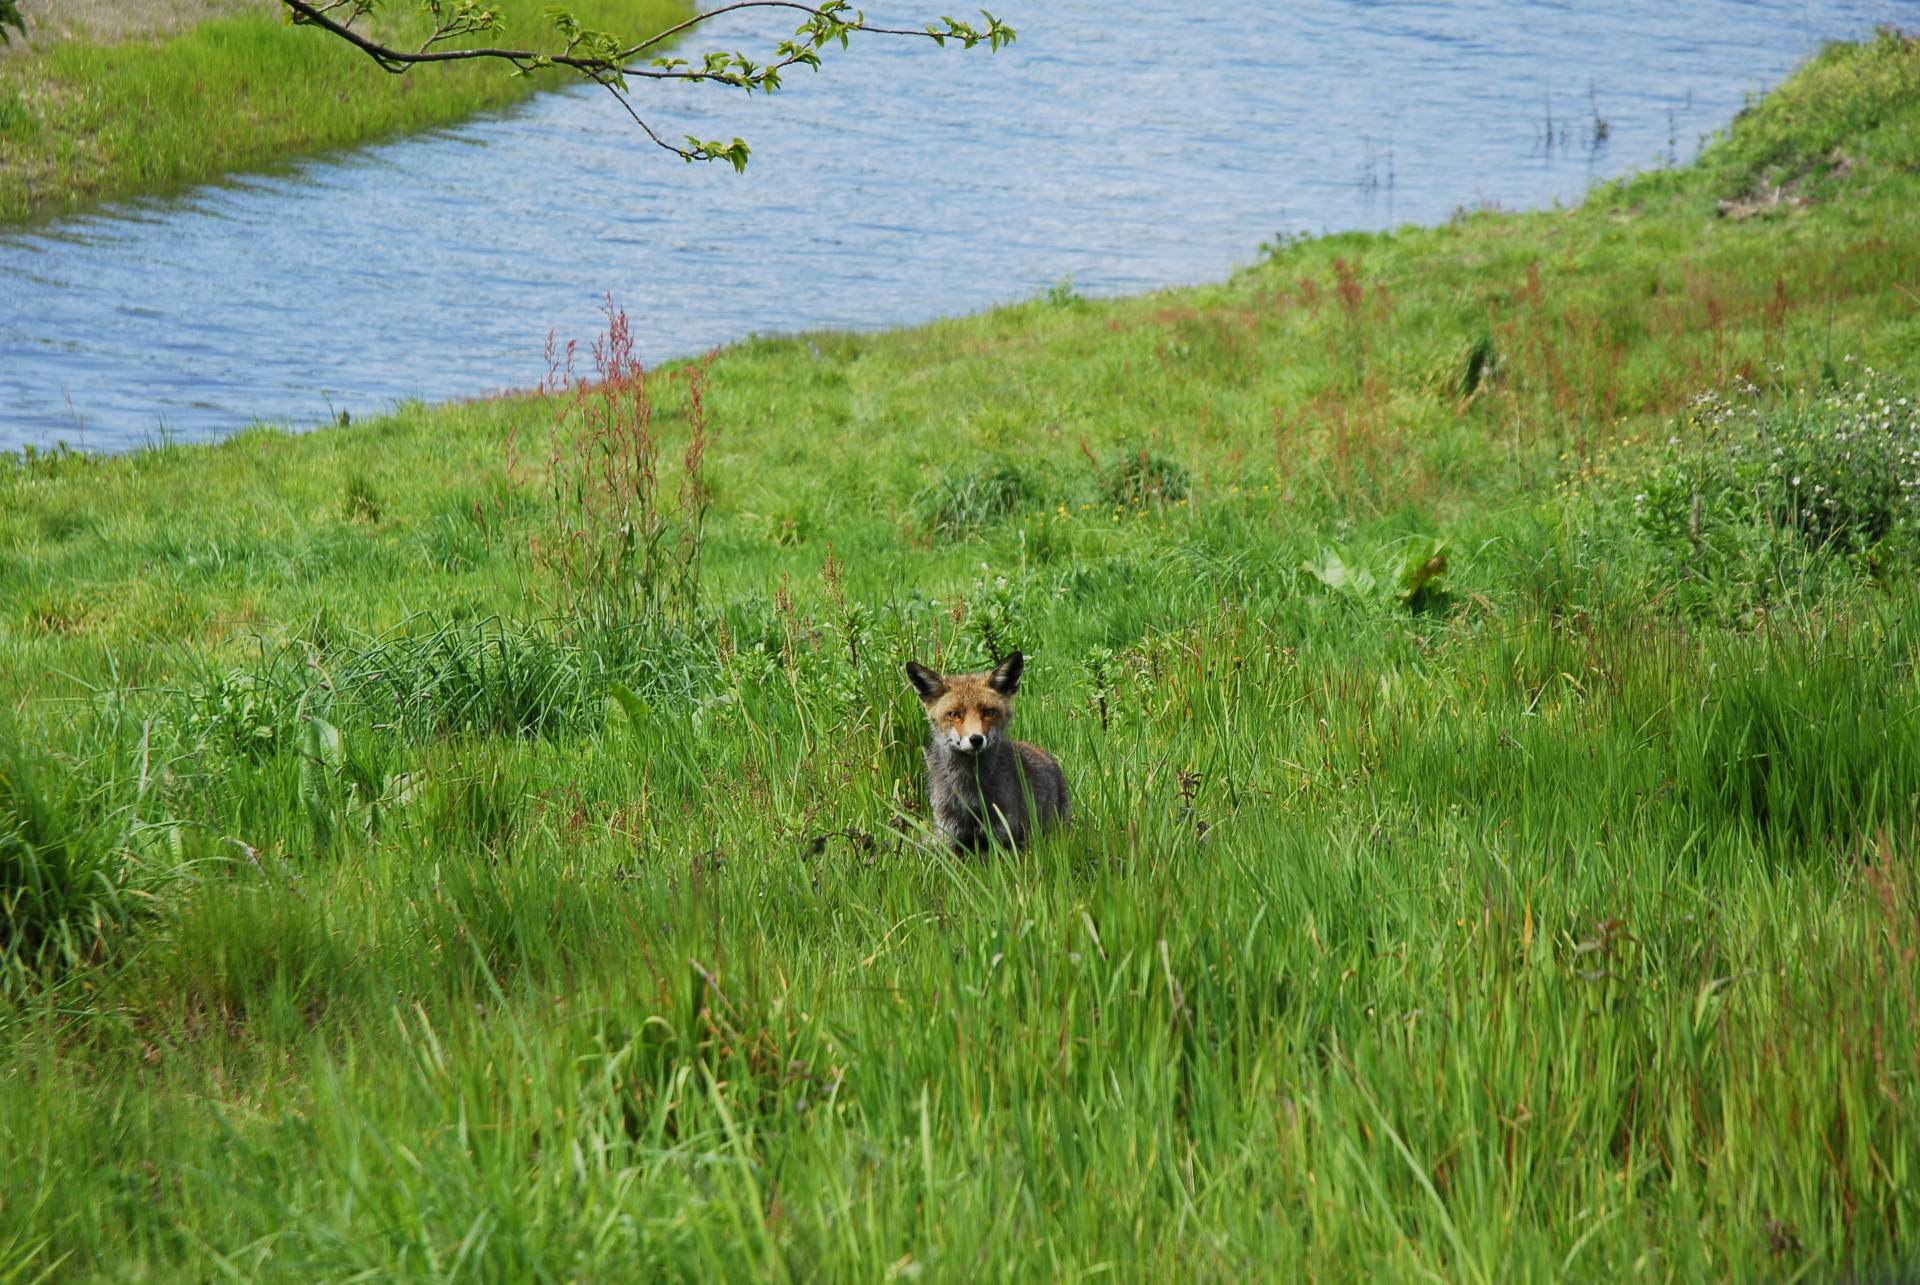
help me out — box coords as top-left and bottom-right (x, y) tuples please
(3, 31), (1920, 1281)
(0, 0), (686, 222)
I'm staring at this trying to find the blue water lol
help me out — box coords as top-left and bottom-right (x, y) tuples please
(0, 0), (1900, 450)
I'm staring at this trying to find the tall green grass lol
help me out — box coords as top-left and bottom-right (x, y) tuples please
(0, 726), (143, 984)
(0, 0), (687, 222)
(0, 33), (1918, 1279)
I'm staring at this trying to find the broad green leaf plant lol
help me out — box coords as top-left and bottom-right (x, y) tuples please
(275, 0), (1016, 169)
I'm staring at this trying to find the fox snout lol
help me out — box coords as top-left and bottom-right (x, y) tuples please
(932, 698), (1007, 754)
(943, 722), (997, 754)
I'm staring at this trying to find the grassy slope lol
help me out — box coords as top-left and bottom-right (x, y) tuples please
(2, 32), (1920, 1282)
(0, 0), (686, 222)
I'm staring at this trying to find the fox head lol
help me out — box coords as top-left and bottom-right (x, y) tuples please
(906, 652), (1024, 755)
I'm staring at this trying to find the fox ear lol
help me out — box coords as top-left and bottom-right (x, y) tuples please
(987, 651), (1024, 696)
(905, 661), (947, 703)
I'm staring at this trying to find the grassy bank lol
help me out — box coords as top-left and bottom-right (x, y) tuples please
(0, 0), (685, 222)
(4, 31), (1920, 1281)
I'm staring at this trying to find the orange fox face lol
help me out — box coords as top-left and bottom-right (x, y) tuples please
(906, 653), (1023, 755)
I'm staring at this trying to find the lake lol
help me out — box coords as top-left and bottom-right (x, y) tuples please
(0, 0), (1899, 451)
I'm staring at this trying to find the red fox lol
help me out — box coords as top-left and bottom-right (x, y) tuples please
(905, 651), (1070, 851)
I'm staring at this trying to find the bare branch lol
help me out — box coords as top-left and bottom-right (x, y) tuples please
(590, 74), (705, 164)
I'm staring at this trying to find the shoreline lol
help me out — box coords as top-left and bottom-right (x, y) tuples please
(8, 13), (1895, 446)
(0, 0), (688, 223)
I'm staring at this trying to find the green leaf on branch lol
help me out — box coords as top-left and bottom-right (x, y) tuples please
(685, 136), (752, 172)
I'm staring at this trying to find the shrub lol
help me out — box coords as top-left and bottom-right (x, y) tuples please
(1620, 369), (1920, 614)
(1042, 276), (1083, 308)
(1636, 369), (1920, 555)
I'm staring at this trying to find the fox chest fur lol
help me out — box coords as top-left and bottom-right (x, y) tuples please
(907, 652), (1070, 852)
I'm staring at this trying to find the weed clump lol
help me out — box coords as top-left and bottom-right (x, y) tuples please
(1098, 447), (1189, 507)
(1299, 537), (1451, 611)
(170, 616), (721, 764)
(335, 621), (595, 740)
(1459, 334), (1498, 398)
(342, 474), (382, 524)
(531, 298), (717, 628)
(181, 669), (298, 762)
(1670, 625), (1919, 853)
(0, 732), (145, 982)
(909, 465), (1035, 537)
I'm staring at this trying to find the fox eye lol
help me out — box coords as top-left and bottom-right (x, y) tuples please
(946, 711), (962, 721)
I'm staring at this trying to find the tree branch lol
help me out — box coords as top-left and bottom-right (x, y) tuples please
(274, 0), (1013, 97)
(272, 0), (1012, 169)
